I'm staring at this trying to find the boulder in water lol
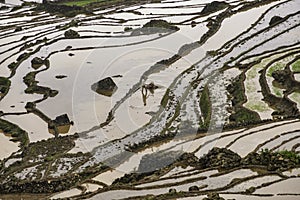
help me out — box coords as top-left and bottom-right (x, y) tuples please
(91, 77), (117, 97)
(31, 57), (44, 69)
(269, 16), (284, 26)
(64, 29), (80, 39)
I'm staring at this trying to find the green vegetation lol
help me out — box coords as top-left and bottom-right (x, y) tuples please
(267, 62), (285, 77)
(246, 67), (257, 79)
(291, 59), (300, 72)
(56, 20), (79, 30)
(246, 102), (269, 112)
(201, 1), (228, 15)
(160, 88), (170, 108)
(0, 77), (11, 98)
(289, 92), (300, 104)
(227, 74), (261, 124)
(242, 148), (300, 171)
(8, 62), (18, 70)
(228, 75), (245, 106)
(61, 0), (160, 8)
(64, 29), (80, 38)
(278, 150), (300, 163)
(142, 19), (179, 31)
(23, 71), (58, 97)
(35, 3), (90, 17)
(63, 0), (106, 6)
(230, 107), (261, 124)
(131, 19), (179, 36)
(0, 119), (28, 147)
(273, 87), (283, 97)
(200, 85), (211, 127)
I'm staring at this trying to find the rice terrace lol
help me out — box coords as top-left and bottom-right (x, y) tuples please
(0, 0), (299, 199)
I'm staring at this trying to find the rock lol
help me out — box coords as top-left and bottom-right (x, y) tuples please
(201, 1), (229, 15)
(269, 16), (284, 26)
(25, 102), (36, 111)
(112, 74), (123, 78)
(169, 188), (176, 194)
(143, 19), (179, 31)
(64, 29), (80, 39)
(131, 19), (179, 35)
(17, 53), (29, 62)
(52, 114), (71, 126)
(191, 21), (197, 27)
(271, 69), (291, 86)
(14, 27), (22, 32)
(198, 147), (241, 169)
(124, 27), (133, 32)
(91, 77), (117, 97)
(0, 6), (9, 11)
(55, 75), (67, 79)
(31, 57), (44, 69)
(48, 114), (73, 135)
(188, 185), (199, 192)
(245, 186), (256, 194)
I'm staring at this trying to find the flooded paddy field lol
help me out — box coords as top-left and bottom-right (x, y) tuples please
(0, 0), (299, 199)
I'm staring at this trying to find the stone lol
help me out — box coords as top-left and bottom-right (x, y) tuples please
(55, 75), (67, 79)
(52, 114), (71, 126)
(14, 27), (22, 32)
(48, 114), (73, 135)
(131, 19), (179, 35)
(269, 16), (284, 26)
(25, 102), (36, 112)
(91, 77), (117, 97)
(17, 53), (28, 62)
(201, 1), (229, 15)
(64, 29), (80, 39)
(169, 188), (176, 194)
(188, 185), (199, 192)
(31, 57), (44, 69)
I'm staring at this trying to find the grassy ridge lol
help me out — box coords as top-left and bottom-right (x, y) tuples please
(0, 119), (29, 147)
(200, 85), (211, 127)
(63, 0), (106, 7)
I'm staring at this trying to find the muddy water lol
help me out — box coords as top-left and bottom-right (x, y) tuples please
(173, 169), (257, 192)
(222, 194), (300, 200)
(202, 3), (278, 51)
(81, 183), (102, 193)
(226, 175), (281, 192)
(4, 0), (22, 5)
(254, 178), (300, 194)
(137, 169), (217, 188)
(3, 114), (53, 142)
(0, 131), (19, 160)
(259, 131), (300, 151)
(229, 121), (300, 157)
(0, 0), (299, 199)
(0, 64), (42, 112)
(50, 188), (82, 199)
(90, 188), (168, 200)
